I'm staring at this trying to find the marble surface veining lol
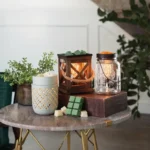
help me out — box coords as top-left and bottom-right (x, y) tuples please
(0, 104), (131, 131)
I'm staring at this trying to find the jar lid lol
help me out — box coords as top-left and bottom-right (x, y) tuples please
(97, 53), (116, 60)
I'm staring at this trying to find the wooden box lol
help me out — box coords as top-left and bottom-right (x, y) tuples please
(58, 92), (127, 117)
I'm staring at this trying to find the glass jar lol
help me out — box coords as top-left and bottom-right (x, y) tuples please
(95, 53), (121, 94)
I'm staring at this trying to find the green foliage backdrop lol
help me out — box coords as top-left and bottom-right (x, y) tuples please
(98, 0), (150, 118)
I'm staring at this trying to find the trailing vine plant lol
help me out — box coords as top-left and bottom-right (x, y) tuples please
(98, 0), (150, 118)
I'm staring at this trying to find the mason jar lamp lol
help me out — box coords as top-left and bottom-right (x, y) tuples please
(95, 52), (121, 94)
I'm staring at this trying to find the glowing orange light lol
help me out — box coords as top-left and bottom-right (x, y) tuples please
(101, 63), (115, 79)
(71, 63), (86, 79)
(100, 51), (113, 54)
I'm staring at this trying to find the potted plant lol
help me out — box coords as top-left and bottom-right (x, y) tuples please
(97, 0), (150, 117)
(0, 52), (57, 106)
(33, 52), (57, 85)
(0, 58), (38, 105)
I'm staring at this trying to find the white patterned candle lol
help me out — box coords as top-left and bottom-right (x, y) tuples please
(32, 74), (58, 115)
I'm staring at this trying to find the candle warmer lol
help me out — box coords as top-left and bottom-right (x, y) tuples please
(95, 53), (121, 94)
(58, 54), (94, 94)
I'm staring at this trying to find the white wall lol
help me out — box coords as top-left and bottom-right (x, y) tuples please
(0, 0), (149, 113)
(0, 0), (95, 9)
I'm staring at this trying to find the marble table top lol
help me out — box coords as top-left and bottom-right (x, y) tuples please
(0, 104), (131, 131)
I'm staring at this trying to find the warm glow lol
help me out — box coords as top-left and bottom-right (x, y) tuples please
(101, 63), (115, 79)
(100, 51), (113, 54)
(71, 63), (86, 79)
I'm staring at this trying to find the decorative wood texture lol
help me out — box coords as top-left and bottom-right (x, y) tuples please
(96, 114), (150, 150)
(59, 92), (127, 117)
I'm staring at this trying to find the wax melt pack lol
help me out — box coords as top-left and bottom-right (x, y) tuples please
(66, 96), (84, 116)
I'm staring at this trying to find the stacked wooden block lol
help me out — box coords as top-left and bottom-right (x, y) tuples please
(58, 92), (127, 118)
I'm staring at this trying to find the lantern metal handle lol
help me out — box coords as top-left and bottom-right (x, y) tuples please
(60, 67), (95, 83)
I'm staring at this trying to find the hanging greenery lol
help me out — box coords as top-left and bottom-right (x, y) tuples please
(98, 0), (150, 118)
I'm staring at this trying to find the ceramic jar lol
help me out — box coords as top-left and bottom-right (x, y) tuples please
(32, 75), (58, 115)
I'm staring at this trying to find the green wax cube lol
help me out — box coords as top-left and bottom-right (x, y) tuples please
(69, 96), (76, 102)
(66, 96), (84, 117)
(67, 102), (74, 108)
(73, 103), (81, 109)
(75, 97), (83, 103)
(66, 108), (72, 115)
(72, 109), (80, 116)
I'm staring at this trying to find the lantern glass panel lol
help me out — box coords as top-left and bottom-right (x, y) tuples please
(71, 63), (87, 79)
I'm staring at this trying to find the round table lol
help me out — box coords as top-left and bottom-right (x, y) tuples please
(0, 104), (131, 150)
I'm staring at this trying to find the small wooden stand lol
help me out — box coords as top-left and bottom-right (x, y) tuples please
(59, 92), (127, 117)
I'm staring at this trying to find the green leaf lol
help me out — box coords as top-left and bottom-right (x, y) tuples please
(130, 4), (139, 11)
(127, 91), (137, 96)
(139, 85), (147, 92)
(123, 10), (133, 17)
(65, 51), (73, 56)
(117, 49), (121, 55)
(133, 110), (141, 119)
(107, 11), (118, 20)
(139, 0), (147, 6)
(132, 106), (138, 114)
(38, 52), (56, 73)
(147, 90), (150, 97)
(127, 99), (137, 105)
(129, 84), (138, 89)
(97, 8), (106, 16)
(74, 50), (87, 55)
(136, 111), (141, 118)
(130, 0), (135, 6)
(2, 58), (38, 85)
(80, 50), (87, 54)
(74, 50), (81, 55)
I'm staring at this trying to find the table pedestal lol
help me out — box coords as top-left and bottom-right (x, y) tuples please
(15, 128), (98, 150)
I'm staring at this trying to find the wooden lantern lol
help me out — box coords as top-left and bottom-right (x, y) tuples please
(58, 54), (94, 94)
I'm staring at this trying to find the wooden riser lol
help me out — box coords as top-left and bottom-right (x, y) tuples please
(59, 92), (127, 117)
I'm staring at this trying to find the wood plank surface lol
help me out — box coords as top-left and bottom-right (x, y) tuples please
(95, 114), (150, 150)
